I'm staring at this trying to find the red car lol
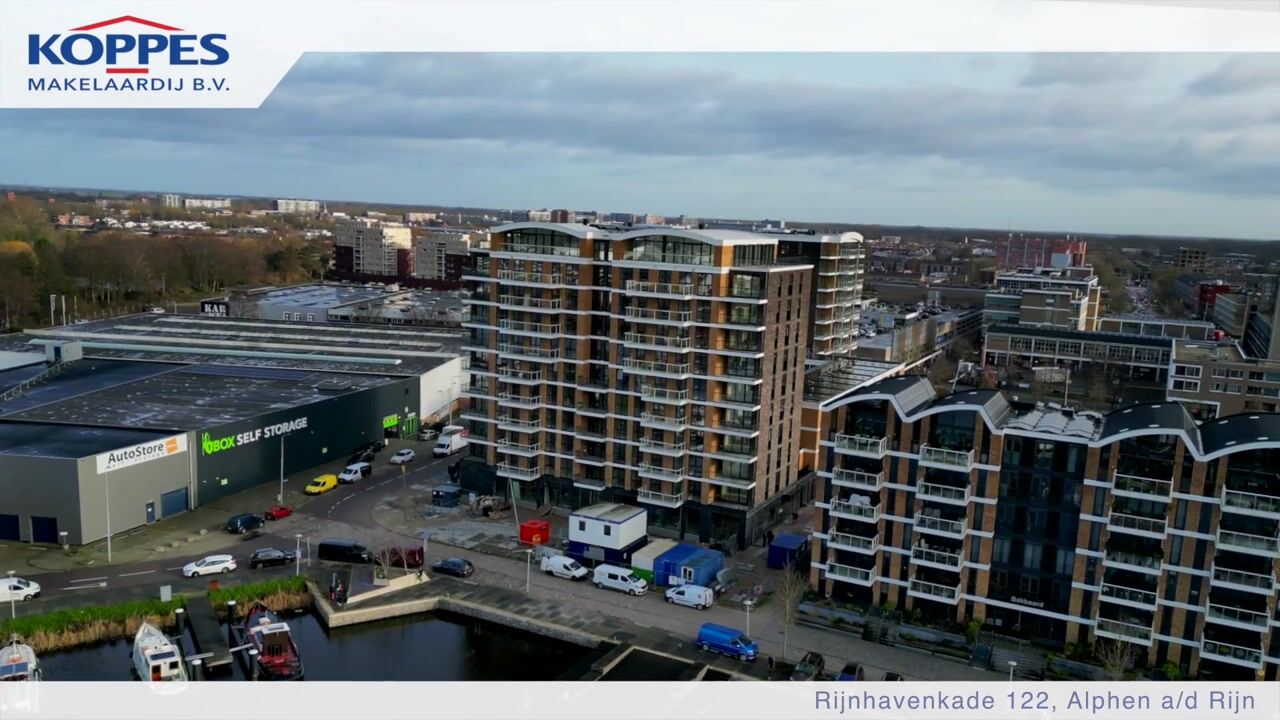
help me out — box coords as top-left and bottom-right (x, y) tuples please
(264, 504), (293, 520)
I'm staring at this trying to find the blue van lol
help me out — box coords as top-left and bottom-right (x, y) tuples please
(696, 623), (759, 661)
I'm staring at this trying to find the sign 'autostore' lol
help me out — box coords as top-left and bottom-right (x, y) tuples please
(201, 417), (309, 456)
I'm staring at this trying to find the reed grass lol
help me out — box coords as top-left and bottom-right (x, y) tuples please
(0, 598), (186, 653)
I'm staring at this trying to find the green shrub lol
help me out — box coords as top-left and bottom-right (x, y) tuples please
(0, 597), (186, 652)
(965, 619), (983, 645)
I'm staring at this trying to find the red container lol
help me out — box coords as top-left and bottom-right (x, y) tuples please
(520, 519), (550, 546)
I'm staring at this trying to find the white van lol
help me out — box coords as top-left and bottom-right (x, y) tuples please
(540, 555), (588, 580)
(432, 425), (470, 457)
(664, 584), (714, 610)
(592, 564), (647, 596)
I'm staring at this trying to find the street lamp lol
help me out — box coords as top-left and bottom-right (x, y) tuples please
(278, 433), (288, 504)
(1007, 660), (1018, 682)
(515, 548), (533, 594)
(104, 469), (113, 563)
(295, 534), (302, 577)
(7, 570), (16, 619)
(59, 531), (68, 554)
(743, 598), (754, 637)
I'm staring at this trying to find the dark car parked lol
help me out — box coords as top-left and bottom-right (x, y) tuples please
(225, 513), (265, 534)
(354, 440), (385, 455)
(881, 671), (905, 681)
(431, 558), (475, 578)
(317, 539), (373, 564)
(375, 546), (425, 569)
(836, 661), (866, 681)
(346, 450), (376, 466)
(790, 651), (826, 681)
(248, 547), (297, 569)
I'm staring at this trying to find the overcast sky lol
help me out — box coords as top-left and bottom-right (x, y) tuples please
(3, 53), (1278, 239)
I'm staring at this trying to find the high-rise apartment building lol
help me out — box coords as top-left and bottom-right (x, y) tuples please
(814, 375), (1280, 680)
(160, 193), (181, 208)
(460, 222), (839, 548)
(984, 266), (1102, 330)
(275, 198), (321, 214)
(334, 217), (413, 278)
(995, 236), (1087, 270)
(182, 197), (232, 210)
(1177, 247), (1210, 273)
(774, 231), (865, 358)
(412, 230), (473, 282)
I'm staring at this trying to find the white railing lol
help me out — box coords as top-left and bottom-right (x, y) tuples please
(625, 332), (691, 349)
(1100, 583), (1157, 607)
(915, 515), (966, 537)
(496, 415), (541, 430)
(638, 464), (684, 483)
(833, 434), (887, 458)
(1211, 566), (1275, 592)
(830, 500), (879, 522)
(1109, 512), (1167, 536)
(1217, 529), (1280, 555)
(624, 357), (691, 375)
(496, 439), (540, 454)
(641, 385), (689, 402)
(625, 280), (694, 295)
(497, 392), (542, 407)
(908, 579), (960, 603)
(1222, 487), (1280, 516)
(911, 546), (962, 569)
(829, 532), (877, 554)
(499, 368), (542, 382)
(1206, 603), (1269, 629)
(641, 412), (688, 430)
(1104, 550), (1162, 573)
(917, 482), (970, 504)
(625, 306), (692, 322)
(1201, 639), (1263, 668)
(499, 318), (558, 334)
(1096, 618), (1152, 643)
(496, 463), (540, 481)
(919, 445), (975, 471)
(639, 438), (686, 453)
(637, 489), (685, 507)
(499, 294), (560, 309)
(832, 469), (883, 492)
(497, 269), (561, 284)
(1112, 472), (1173, 499)
(826, 563), (874, 585)
(498, 343), (560, 359)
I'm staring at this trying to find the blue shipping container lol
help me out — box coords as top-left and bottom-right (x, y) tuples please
(652, 544), (725, 587)
(767, 533), (809, 570)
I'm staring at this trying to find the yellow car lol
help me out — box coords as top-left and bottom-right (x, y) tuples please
(304, 474), (339, 495)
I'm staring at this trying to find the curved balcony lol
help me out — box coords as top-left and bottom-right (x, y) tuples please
(829, 499), (879, 523)
(910, 546), (962, 571)
(828, 532), (878, 555)
(496, 463), (541, 482)
(1222, 486), (1280, 521)
(833, 434), (887, 459)
(825, 562), (874, 586)
(1201, 639), (1263, 669)
(919, 445), (974, 472)
(1095, 618), (1153, 647)
(917, 482), (970, 506)
(908, 578), (961, 605)
(832, 469), (884, 492)
(637, 489), (685, 508)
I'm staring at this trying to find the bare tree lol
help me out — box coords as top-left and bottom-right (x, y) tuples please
(778, 561), (809, 661)
(1095, 639), (1139, 680)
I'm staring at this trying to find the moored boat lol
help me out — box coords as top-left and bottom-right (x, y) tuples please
(1, 636), (41, 681)
(245, 602), (304, 680)
(131, 622), (188, 682)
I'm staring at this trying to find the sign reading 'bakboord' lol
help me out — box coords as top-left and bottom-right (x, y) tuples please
(201, 417), (308, 456)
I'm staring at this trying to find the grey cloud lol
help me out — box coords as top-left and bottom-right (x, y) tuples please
(1188, 55), (1280, 96)
(1021, 53), (1156, 87)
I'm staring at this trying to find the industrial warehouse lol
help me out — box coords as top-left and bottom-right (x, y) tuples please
(0, 314), (465, 545)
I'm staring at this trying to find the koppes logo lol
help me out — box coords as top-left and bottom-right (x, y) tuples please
(26, 15), (230, 94)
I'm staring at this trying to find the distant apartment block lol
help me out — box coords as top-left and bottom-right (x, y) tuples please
(1214, 293), (1252, 338)
(160, 193), (181, 208)
(275, 198), (321, 214)
(1177, 246), (1209, 273)
(183, 197), (232, 210)
(1167, 339), (1280, 419)
(334, 217), (413, 278)
(526, 209), (553, 223)
(983, 324), (1172, 382)
(995, 236), (1087, 269)
(404, 211), (439, 224)
(984, 267), (1102, 330)
(461, 222), (833, 549)
(773, 231), (866, 358)
(1097, 316), (1216, 342)
(412, 230), (473, 282)
(1174, 276), (1238, 317)
(813, 375), (1280, 680)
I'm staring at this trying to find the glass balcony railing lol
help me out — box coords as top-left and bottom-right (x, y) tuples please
(498, 368), (543, 382)
(1095, 618), (1152, 644)
(624, 357), (691, 375)
(1206, 603), (1269, 629)
(625, 280), (694, 296)
(639, 438), (686, 454)
(1112, 472), (1173, 500)
(911, 546), (962, 569)
(1201, 639), (1263, 669)
(1108, 511), (1167, 537)
(496, 463), (540, 481)
(624, 332), (691, 350)
(825, 562), (874, 586)
(1210, 565), (1276, 593)
(919, 445), (974, 471)
(829, 500), (879, 523)
(1100, 583), (1157, 607)
(497, 343), (560, 359)
(495, 438), (540, 455)
(828, 532), (877, 554)
(640, 385), (689, 402)
(497, 269), (561, 285)
(832, 469), (883, 492)
(636, 489), (685, 508)
(908, 578), (961, 604)
(640, 412), (689, 431)
(498, 318), (559, 334)
(625, 306), (692, 323)
(1222, 486), (1280, 517)
(638, 464), (684, 483)
(917, 482), (970, 505)
(833, 434), (887, 458)
(915, 515), (966, 538)
(496, 415), (541, 431)
(1217, 529), (1280, 556)
(499, 294), (560, 310)
(1104, 549), (1162, 573)
(497, 392), (542, 408)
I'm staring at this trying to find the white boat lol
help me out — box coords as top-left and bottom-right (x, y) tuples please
(131, 622), (187, 682)
(0, 636), (40, 681)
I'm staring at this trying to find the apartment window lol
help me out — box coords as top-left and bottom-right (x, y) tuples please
(1171, 379), (1199, 392)
(993, 538), (1012, 564)
(1055, 549), (1074, 575)
(1173, 364), (1201, 378)
(1023, 543), (1042, 571)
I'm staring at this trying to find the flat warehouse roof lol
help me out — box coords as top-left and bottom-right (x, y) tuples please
(0, 359), (183, 418)
(0, 422), (173, 460)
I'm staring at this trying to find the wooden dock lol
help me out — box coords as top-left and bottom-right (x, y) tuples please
(183, 596), (233, 672)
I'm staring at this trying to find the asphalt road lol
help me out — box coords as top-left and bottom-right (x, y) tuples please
(298, 451), (454, 525)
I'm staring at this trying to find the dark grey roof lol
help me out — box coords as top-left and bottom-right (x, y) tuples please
(1101, 403), (1201, 448)
(849, 376), (937, 414)
(0, 421), (172, 459)
(988, 323), (1173, 349)
(930, 389), (1014, 426)
(0, 360), (182, 417)
(1200, 413), (1280, 455)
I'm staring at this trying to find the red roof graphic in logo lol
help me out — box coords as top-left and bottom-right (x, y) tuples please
(68, 16), (184, 75)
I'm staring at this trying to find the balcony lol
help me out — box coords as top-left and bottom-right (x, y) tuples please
(828, 532), (878, 555)
(497, 269), (561, 285)
(1217, 529), (1280, 557)
(1222, 486), (1280, 520)
(1103, 549), (1162, 575)
(825, 562), (874, 586)
(624, 280), (694, 297)
(640, 385), (689, 403)
(1206, 603), (1269, 631)
(498, 367), (542, 384)
(1211, 565), (1276, 595)
(908, 578), (961, 605)
(499, 294), (560, 310)
(1201, 639), (1263, 669)
(641, 412), (689, 432)
(639, 438), (686, 456)
(1108, 511), (1167, 539)
(624, 332), (691, 351)
(575, 402), (609, 418)
(625, 306), (692, 323)
(832, 469), (884, 492)
(497, 392), (542, 409)
(1095, 618), (1153, 647)
(495, 438), (540, 456)
(700, 473), (757, 491)
(498, 343), (560, 360)
(919, 445), (974, 472)
(623, 357), (691, 377)
(496, 463), (541, 481)
(638, 464), (684, 483)
(496, 415), (541, 432)
(498, 318), (559, 336)
(829, 499), (880, 523)
(637, 489), (685, 508)
(917, 482), (970, 506)
(1099, 583), (1157, 609)
(833, 433), (887, 459)
(911, 546), (962, 570)
(1112, 472), (1173, 502)
(914, 514), (966, 540)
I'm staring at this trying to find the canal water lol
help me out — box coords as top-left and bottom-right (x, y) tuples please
(40, 610), (594, 681)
